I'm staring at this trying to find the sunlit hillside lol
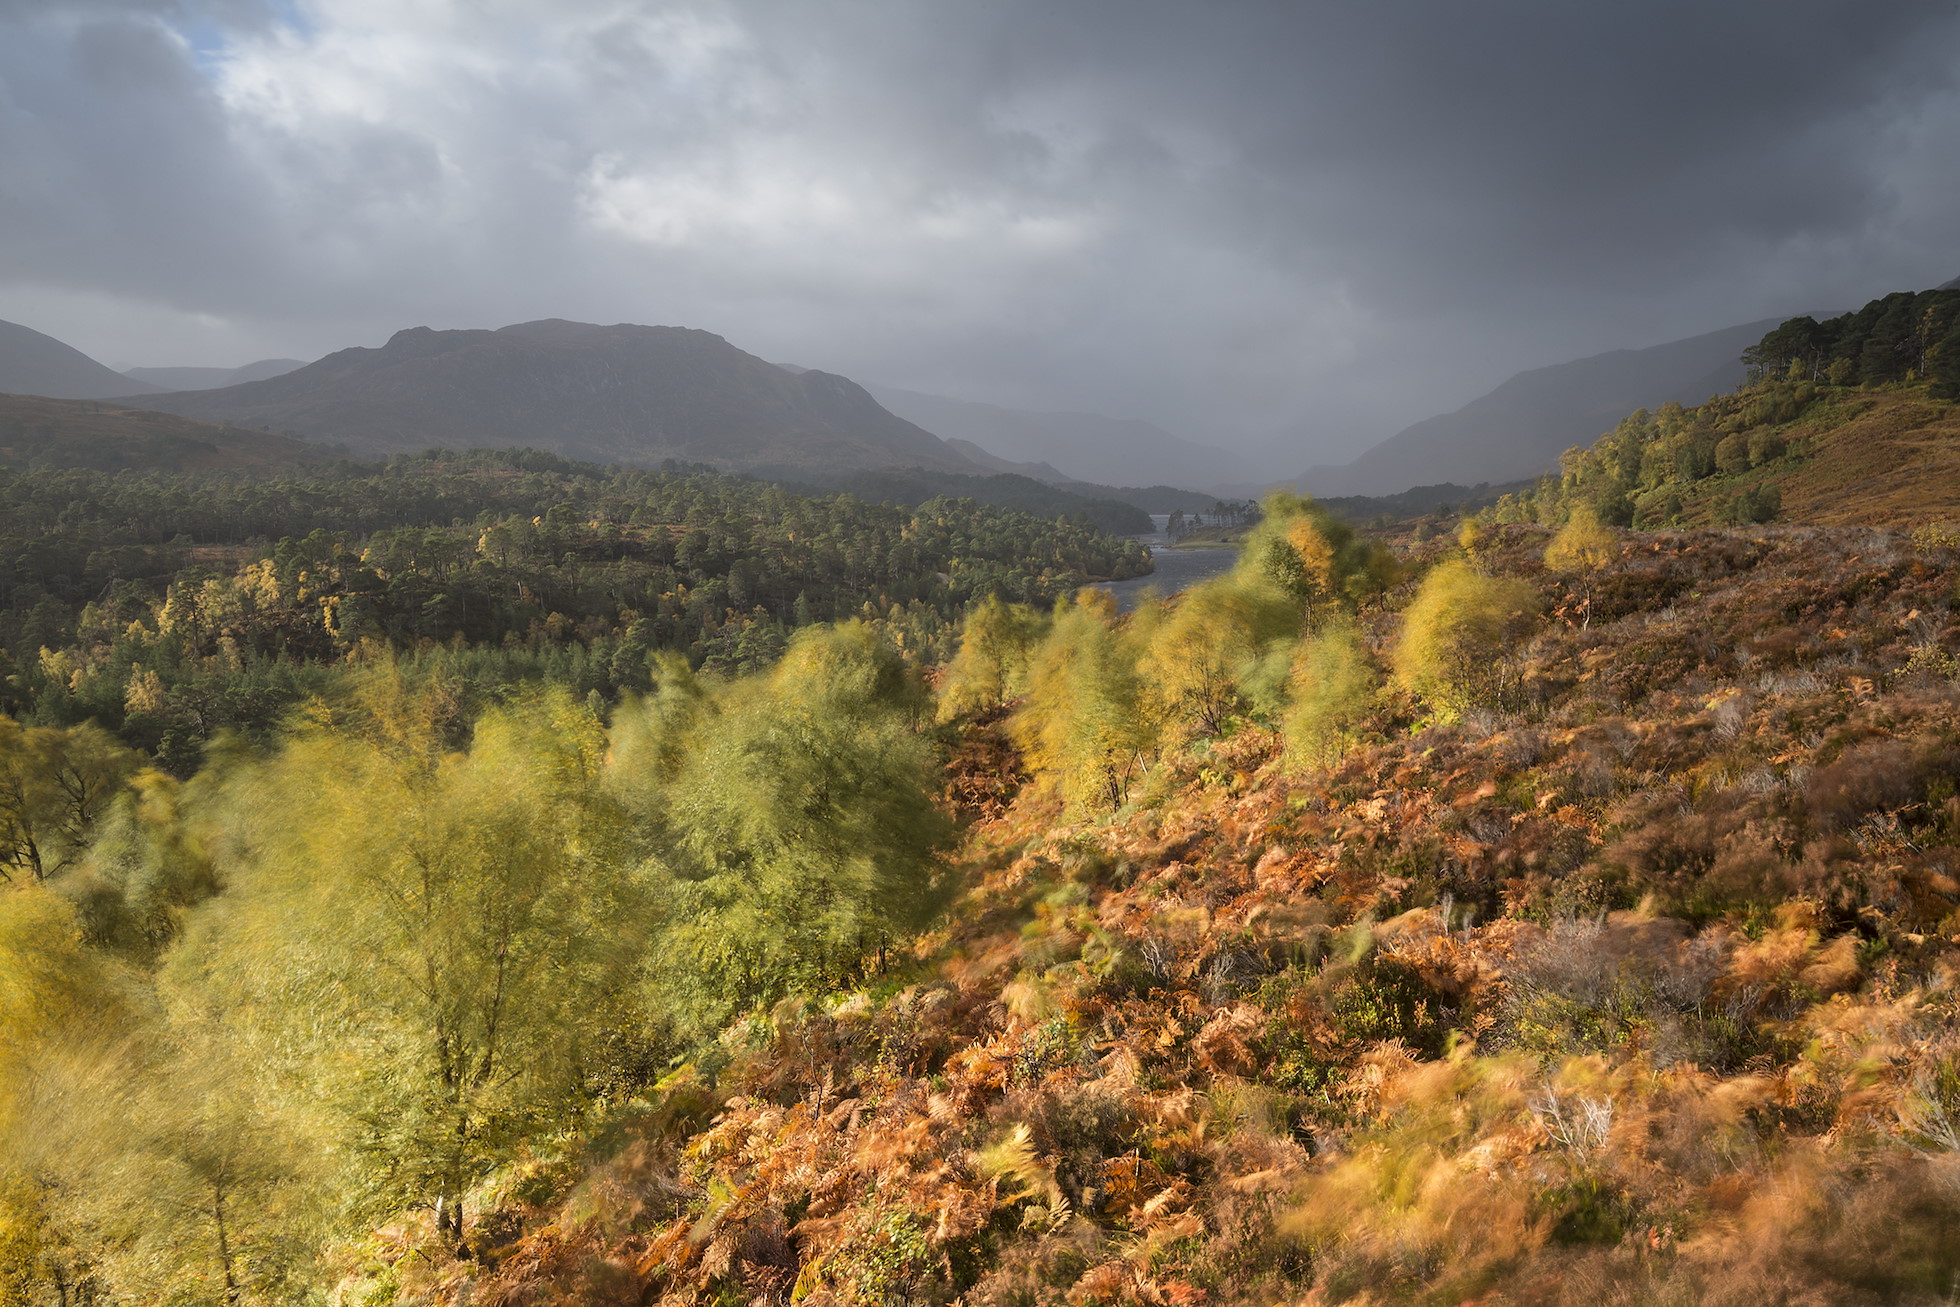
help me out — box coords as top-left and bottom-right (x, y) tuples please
(5, 303), (1960, 1305)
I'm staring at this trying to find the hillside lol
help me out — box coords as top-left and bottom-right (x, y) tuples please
(0, 392), (319, 471)
(1301, 315), (1806, 496)
(0, 317), (149, 400)
(5, 467), (1960, 1303)
(123, 320), (986, 474)
(866, 381), (1254, 489)
(1488, 288), (1960, 532)
(342, 513), (1960, 1306)
(119, 358), (308, 391)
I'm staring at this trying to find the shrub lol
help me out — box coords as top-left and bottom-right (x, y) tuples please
(1392, 560), (1541, 720)
(1282, 619), (1377, 770)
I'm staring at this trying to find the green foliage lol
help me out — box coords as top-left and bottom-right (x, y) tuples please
(1137, 570), (1297, 742)
(653, 623), (954, 1033)
(0, 719), (136, 884)
(1282, 619), (1377, 770)
(1243, 491), (1400, 614)
(1014, 592), (1151, 813)
(173, 675), (647, 1239)
(935, 596), (1049, 721)
(0, 453), (1149, 750)
(1542, 507), (1615, 578)
(1714, 481), (1781, 525)
(1392, 559), (1540, 720)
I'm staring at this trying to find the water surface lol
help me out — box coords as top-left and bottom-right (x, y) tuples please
(1096, 516), (1240, 611)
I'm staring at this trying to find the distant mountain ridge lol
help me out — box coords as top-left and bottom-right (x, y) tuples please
(0, 318), (148, 399)
(863, 382), (1252, 490)
(123, 320), (987, 474)
(1300, 315), (1818, 496)
(121, 359), (308, 392)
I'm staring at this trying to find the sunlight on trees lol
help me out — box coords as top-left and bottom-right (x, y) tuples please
(1282, 619), (1378, 770)
(173, 675), (646, 1249)
(1543, 506), (1617, 627)
(654, 623), (953, 1032)
(1392, 559), (1540, 720)
(935, 597), (1048, 721)
(1014, 591), (1152, 813)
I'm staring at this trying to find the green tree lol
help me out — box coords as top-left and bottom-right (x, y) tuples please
(1282, 620), (1377, 771)
(652, 623), (954, 1033)
(1392, 560), (1541, 720)
(1138, 571), (1295, 742)
(1542, 508), (1616, 627)
(0, 720), (136, 885)
(176, 678), (647, 1250)
(1013, 591), (1151, 813)
(935, 597), (1048, 721)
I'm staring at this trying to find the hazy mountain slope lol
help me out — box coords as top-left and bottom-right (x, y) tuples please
(124, 320), (984, 473)
(1302, 316), (1801, 496)
(0, 393), (320, 471)
(940, 435), (1075, 482)
(121, 358), (308, 391)
(865, 381), (1253, 488)
(0, 318), (147, 400)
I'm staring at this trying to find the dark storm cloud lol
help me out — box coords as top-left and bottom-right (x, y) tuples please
(2, 0), (1957, 467)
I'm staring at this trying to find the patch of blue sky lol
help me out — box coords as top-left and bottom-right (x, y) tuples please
(172, 0), (313, 78)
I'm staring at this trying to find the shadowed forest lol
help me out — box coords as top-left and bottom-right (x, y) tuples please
(6, 305), (1960, 1305)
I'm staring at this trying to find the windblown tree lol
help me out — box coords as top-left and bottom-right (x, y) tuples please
(1013, 591), (1151, 813)
(1246, 492), (1400, 616)
(173, 673), (649, 1250)
(0, 720), (136, 885)
(652, 623), (954, 1033)
(1542, 506), (1617, 626)
(935, 597), (1049, 721)
(1137, 571), (1296, 743)
(1282, 619), (1379, 770)
(1392, 559), (1541, 720)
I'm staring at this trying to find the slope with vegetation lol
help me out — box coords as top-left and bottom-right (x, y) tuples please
(1485, 288), (1960, 532)
(6, 307), (1960, 1305)
(0, 393), (320, 473)
(0, 449), (1148, 770)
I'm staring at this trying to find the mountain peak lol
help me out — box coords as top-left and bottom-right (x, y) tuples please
(121, 318), (983, 475)
(0, 318), (148, 400)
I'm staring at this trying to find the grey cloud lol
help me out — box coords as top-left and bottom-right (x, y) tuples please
(2, 0), (1957, 468)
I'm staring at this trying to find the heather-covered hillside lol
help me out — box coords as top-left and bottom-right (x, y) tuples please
(5, 462), (1960, 1305)
(343, 515), (1960, 1307)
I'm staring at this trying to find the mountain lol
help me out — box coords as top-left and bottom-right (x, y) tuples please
(121, 320), (985, 473)
(863, 382), (1254, 489)
(0, 318), (149, 400)
(1299, 315), (1812, 496)
(1938, 273), (1960, 290)
(927, 437), (1220, 513)
(120, 358), (308, 392)
(0, 393), (320, 471)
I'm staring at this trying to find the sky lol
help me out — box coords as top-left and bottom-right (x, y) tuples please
(3, 0), (1958, 473)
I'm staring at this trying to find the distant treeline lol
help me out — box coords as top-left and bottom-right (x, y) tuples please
(0, 449), (1150, 766)
(1744, 288), (1960, 392)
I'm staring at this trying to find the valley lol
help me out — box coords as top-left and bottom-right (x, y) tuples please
(2, 291), (1959, 1306)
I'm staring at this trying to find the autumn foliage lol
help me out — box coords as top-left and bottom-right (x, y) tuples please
(7, 481), (1960, 1305)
